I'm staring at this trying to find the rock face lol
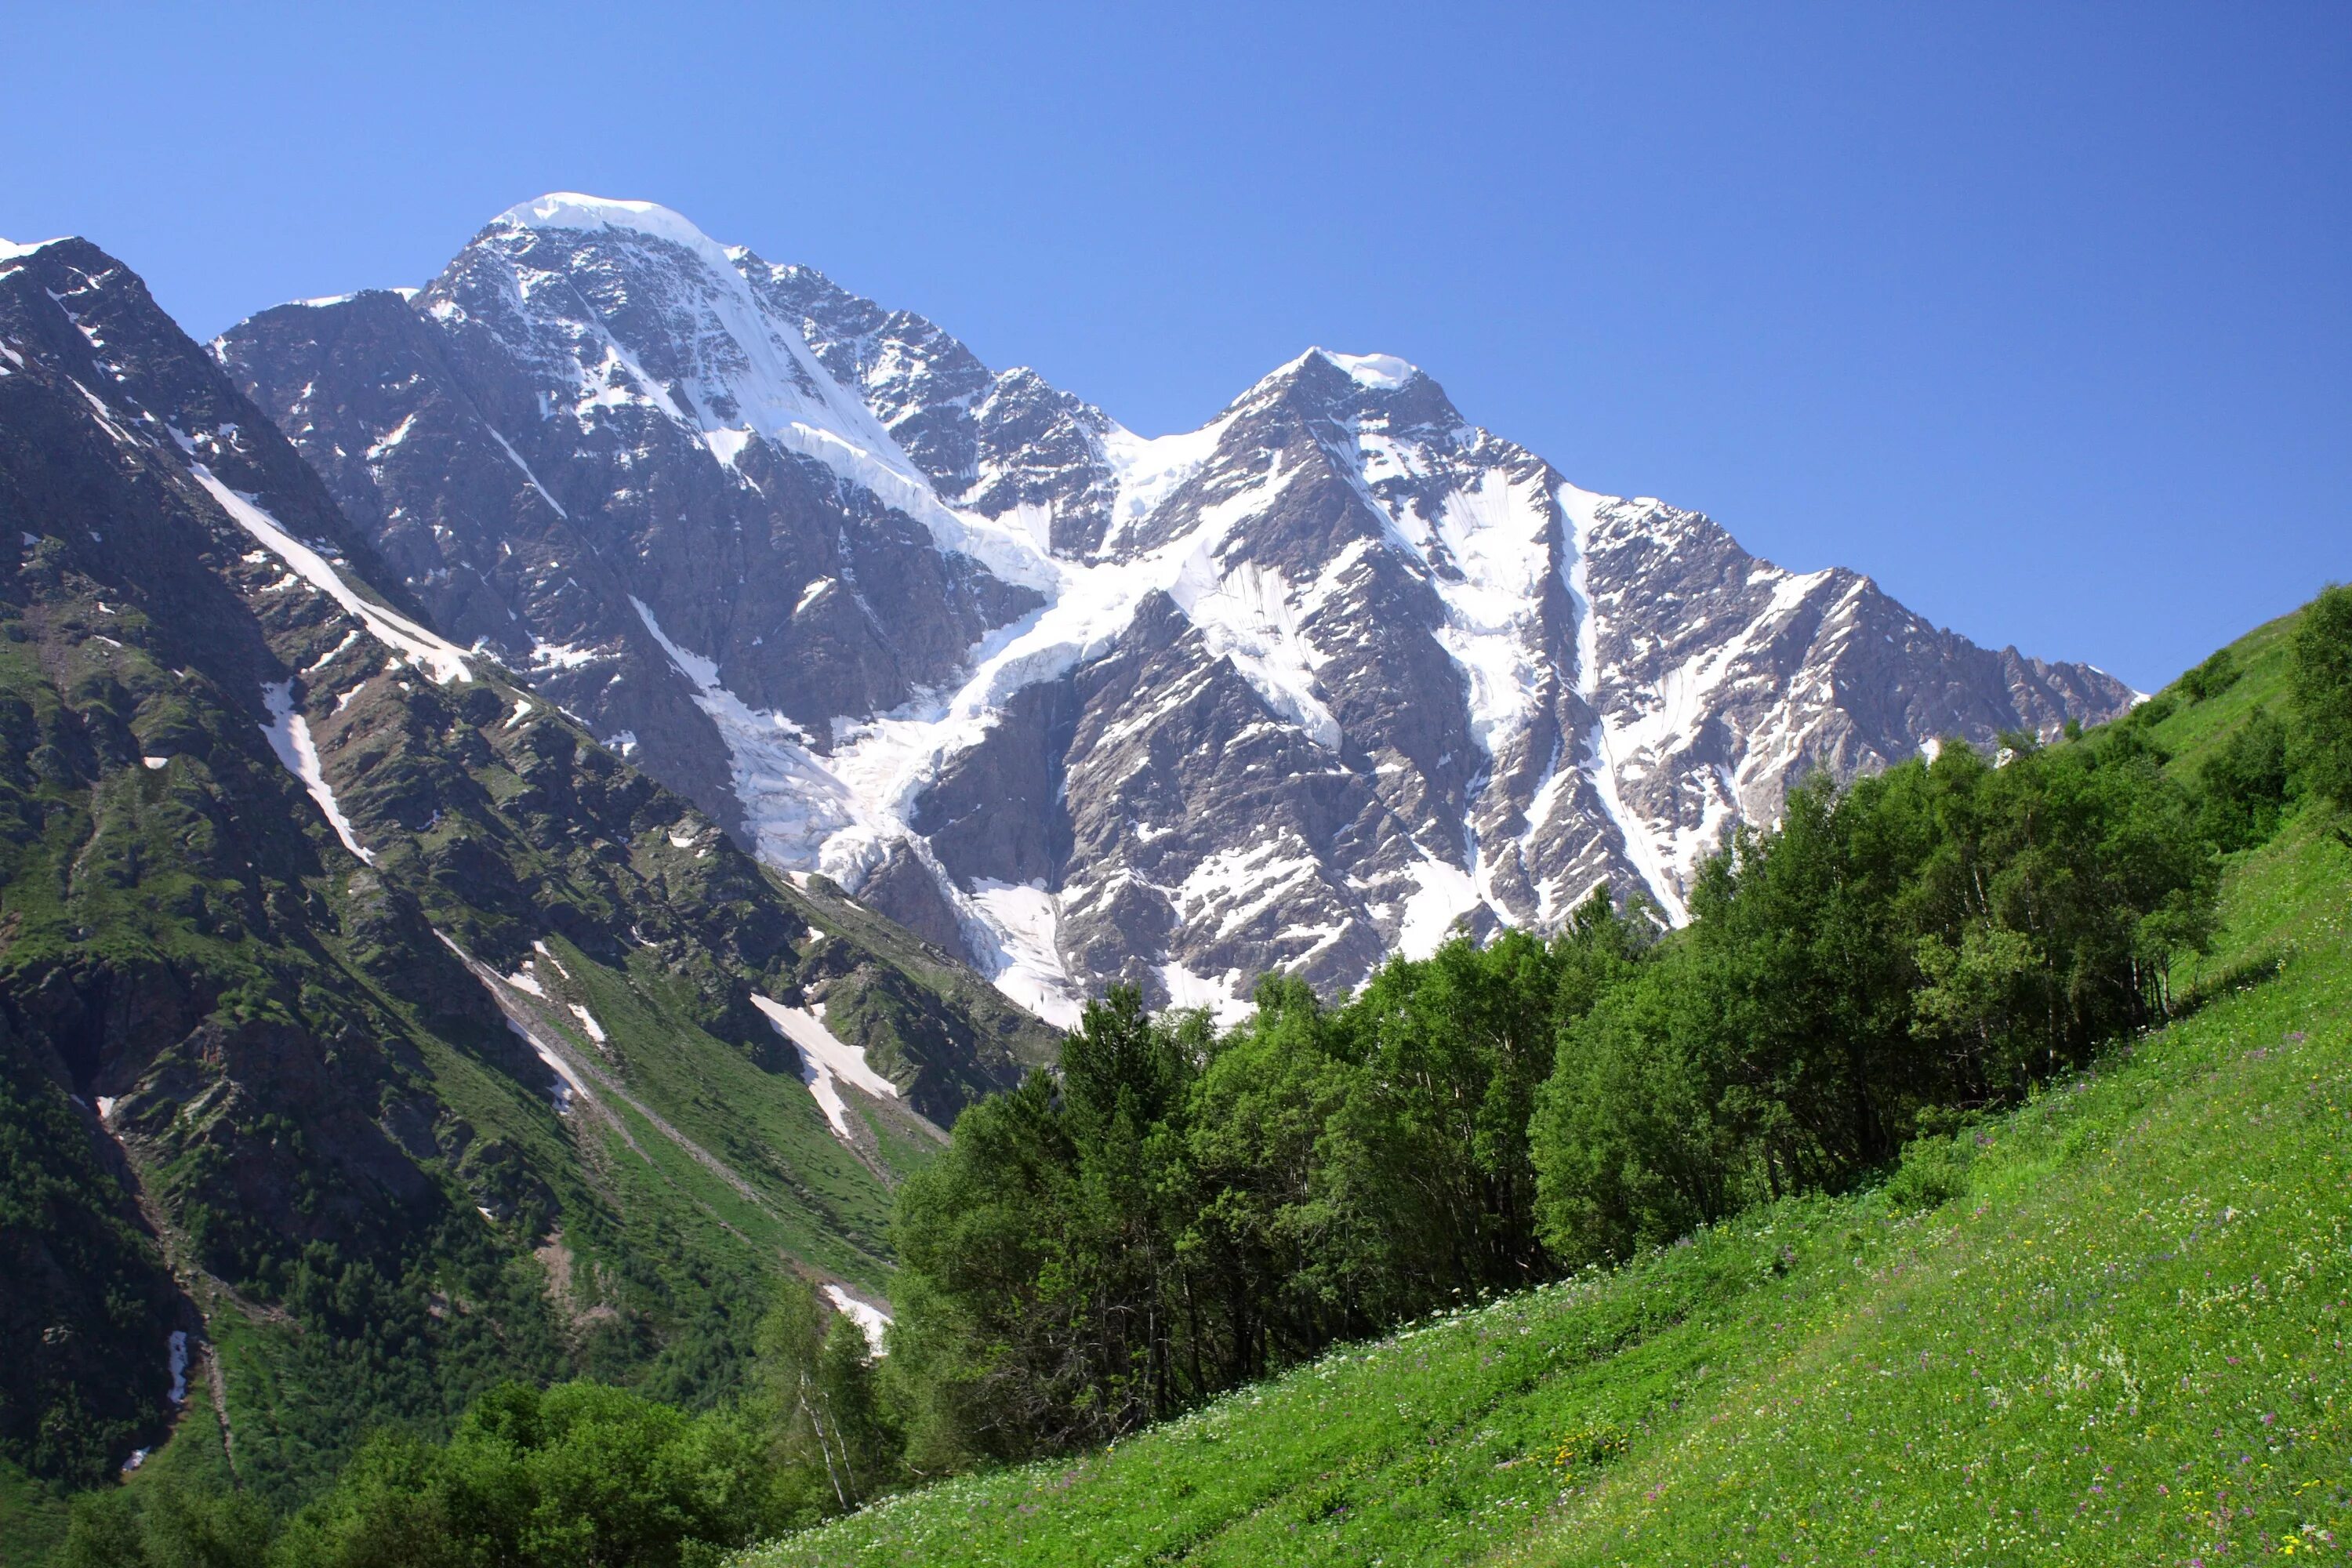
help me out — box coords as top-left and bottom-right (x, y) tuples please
(220, 194), (2139, 1025)
(0, 232), (1054, 1493)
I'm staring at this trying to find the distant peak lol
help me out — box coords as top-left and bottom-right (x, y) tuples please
(1250, 348), (1425, 402)
(492, 193), (726, 258)
(1314, 348), (1418, 390)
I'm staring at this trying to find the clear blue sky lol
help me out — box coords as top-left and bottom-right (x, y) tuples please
(6, 2), (2345, 688)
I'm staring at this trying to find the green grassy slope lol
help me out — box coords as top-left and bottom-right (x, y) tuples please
(742, 615), (2351, 1567)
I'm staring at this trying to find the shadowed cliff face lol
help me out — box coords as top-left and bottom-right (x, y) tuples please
(0, 234), (1055, 1497)
(221, 197), (2137, 1024)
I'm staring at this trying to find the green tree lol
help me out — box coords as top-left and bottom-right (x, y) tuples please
(2291, 583), (2352, 827)
(56, 1477), (272, 1568)
(269, 1381), (772, 1568)
(1532, 951), (1738, 1265)
(2176, 645), (2240, 702)
(2197, 706), (2292, 851)
(750, 1279), (898, 1514)
(1341, 929), (1562, 1295)
(888, 988), (1209, 1464)
(56, 1488), (150, 1568)
(1534, 735), (2217, 1267)
(886, 1071), (1080, 1468)
(1910, 920), (2042, 1086)
(1185, 976), (1410, 1377)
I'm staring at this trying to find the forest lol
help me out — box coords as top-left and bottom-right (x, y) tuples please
(45, 584), (2352, 1567)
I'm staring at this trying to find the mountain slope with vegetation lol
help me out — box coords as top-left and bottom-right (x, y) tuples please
(0, 234), (1055, 1552)
(734, 598), (2351, 1566)
(94, 596), (2338, 1568)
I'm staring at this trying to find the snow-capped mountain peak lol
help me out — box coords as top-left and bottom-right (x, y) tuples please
(220, 198), (2141, 1029)
(495, 192), (735, 263)
(1313, 347), (1421, 390)
(450, 194), (1060, 593)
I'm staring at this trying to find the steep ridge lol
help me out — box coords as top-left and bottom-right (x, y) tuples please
(222, 196), (2138, 1022)
(0, 235), (1052, 1503)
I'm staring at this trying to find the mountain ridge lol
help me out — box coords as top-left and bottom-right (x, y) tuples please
(0, 230), (1051, 1501)
(216, 194), (2140, 1022)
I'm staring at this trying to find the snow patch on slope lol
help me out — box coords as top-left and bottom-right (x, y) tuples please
(1397, 857), (1481, 959)
(434, 934), (587, 1115)
(630, 596), (865, 870)
(1158, 960), (1250, 1025)
(485, 425), (568, 517)
(1098, 412), (1236, 548)
(1560, 483), (1688, 924)
(510, 1018), (580, 1114)
(967, 880), (1084, 1029)
(191, 463), (474, 684)
(1169, 550), (1341, 750)
(750, 993), (897, 1143)
(822, 1286), (892, 1356)
(259, 680), (373, 863)
(1402, 462), (1556, 760)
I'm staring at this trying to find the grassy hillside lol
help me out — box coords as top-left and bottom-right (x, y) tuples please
(742, 614), (2351, 1567)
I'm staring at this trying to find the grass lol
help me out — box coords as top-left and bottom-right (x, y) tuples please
(0, 1461), (68, 1567)
(2147, 608), (2303, 767)
(739, 616), (2352, 1567)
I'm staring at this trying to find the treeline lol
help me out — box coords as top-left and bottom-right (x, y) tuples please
(886, 739), (2209, 1462)
(51, 587), (2352, 1563)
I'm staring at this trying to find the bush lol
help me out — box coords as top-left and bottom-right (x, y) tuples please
(269, 1381), (778, 1568)
(2197, 706), (2291, 851)
(56, 1477), (273, 1568)
(2176, 647), (2241, 702)
(2291, 583), (2352, 815)
(1880, 1131), (1977, 1213)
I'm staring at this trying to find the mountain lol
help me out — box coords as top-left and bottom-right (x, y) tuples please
(0, 233), (1053, 1504)
(218, 195), (2138, 1027)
